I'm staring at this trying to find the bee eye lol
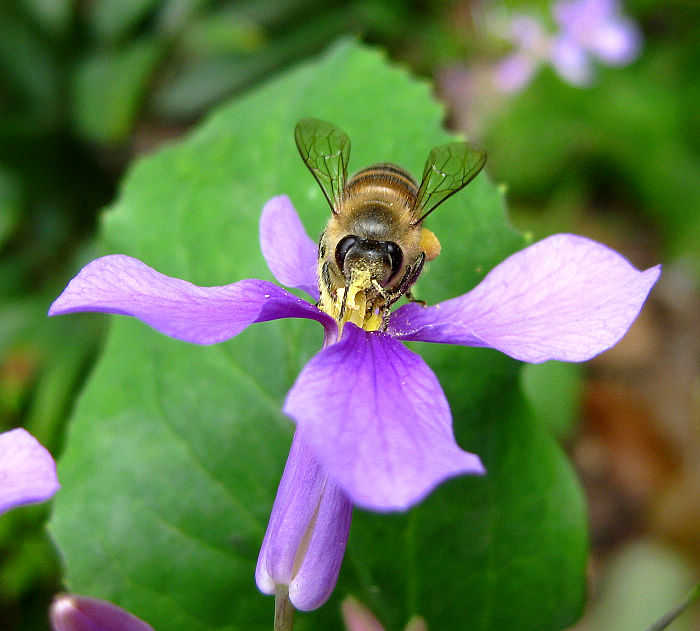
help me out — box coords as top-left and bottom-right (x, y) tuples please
(335, 235), (358, 271)
(384, 241), (403, 281)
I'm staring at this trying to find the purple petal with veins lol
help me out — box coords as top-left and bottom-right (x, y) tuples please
(260, 195), (320, 301)
(389, 234), (660, 363)
(49, 254), (335, 344)
(284, 324), (484, 512)
(0, 428), (59, 515)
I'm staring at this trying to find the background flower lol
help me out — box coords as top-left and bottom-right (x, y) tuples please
(492, 0), (642, 91)
(341, 596), (427, 631)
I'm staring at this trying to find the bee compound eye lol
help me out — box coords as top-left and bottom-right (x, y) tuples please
(384, 241), (403, 281)
(335, 235), (358, 271)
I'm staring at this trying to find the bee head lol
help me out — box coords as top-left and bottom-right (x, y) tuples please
(335, 235), (403, 287)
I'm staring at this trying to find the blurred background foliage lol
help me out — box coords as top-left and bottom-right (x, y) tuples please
(0, 0), (697, 629)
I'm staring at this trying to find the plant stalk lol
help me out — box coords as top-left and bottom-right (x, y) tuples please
(274, 584), (295, 631)
(644, 582), (700, 631)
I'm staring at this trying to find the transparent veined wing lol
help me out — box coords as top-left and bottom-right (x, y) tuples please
(294, 118), (351, 212)
(413, 142), (486, 224)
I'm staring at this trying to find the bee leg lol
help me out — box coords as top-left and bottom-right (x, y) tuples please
(380, 308), (392, 331)
(338, 282), (351, 321)
(385, 253), (426, 309)
(403, 252), (426, 291)
(370, 282), (394, 331)
(404, 291), (427, 307)
(383, 285), (405, 310)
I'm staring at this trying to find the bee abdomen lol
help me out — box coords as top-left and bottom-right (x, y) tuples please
(345, 163), (418, 203)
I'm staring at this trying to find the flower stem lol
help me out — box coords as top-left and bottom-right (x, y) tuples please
(644, 581), (700, 631)
(274, 585), (295, 631)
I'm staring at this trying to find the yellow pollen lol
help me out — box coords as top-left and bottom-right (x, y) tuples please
(318, 267), (384, 336)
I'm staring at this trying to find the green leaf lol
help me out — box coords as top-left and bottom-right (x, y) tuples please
(71, 38), (164, 144)
(0, 9), (61, 132)
(18, 0), (74, 37)
(151, 6), (368, 121)
(180, 13), (266, 56)
(0, 166), (22, 249)
(88, 0), (164, 42)
(520, 361), (583, 439)
(50, 40), (586, 630)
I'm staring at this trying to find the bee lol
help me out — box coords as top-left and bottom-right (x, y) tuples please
(295, 118), (486, 332)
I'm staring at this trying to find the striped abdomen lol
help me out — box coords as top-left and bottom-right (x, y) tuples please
(337, 163), (420, 239)
(343, 163), (418, 208)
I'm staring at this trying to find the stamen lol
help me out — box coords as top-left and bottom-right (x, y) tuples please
(326, 266), (387, 334)
(338, 283), (351, 321)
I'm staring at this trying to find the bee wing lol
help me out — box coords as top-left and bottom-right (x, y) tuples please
(294, 118), (351, 212)
(413, 142), (486, 224)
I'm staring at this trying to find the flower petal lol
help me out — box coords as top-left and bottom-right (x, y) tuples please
(0, 428), (59, 515)
(341, 597), (386, 631)
(389, 234), (660, 363)
(256, 433), (351, 611)
(284, 324), (484, 512)
(590, 19), (641, 65)
(551, 36), (594, 86)
(260, 196), (320, 301)
(493, 53), (539, 93)
(553, 0), (641, 67)
(509, 14), (549, 50)
(290, 475), (352, 611)
(50, 593), (154, 631)
(256, 435), (327, 593)
(49, 254), (335, 344)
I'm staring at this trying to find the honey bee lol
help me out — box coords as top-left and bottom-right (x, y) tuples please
(295, 118), (486, 332)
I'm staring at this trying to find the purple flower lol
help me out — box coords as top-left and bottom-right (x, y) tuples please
(0, 428), (59, 515)
(493, 15), (552, 93)
(255, 434), (352, 611)
(50, 593), (154, 631)
(555, 0), (641, 63)
(49, 194), (659, 609)
(493, 0), (641, 91)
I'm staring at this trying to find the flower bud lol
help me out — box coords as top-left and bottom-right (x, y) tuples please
(256, 432), (352, 611)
